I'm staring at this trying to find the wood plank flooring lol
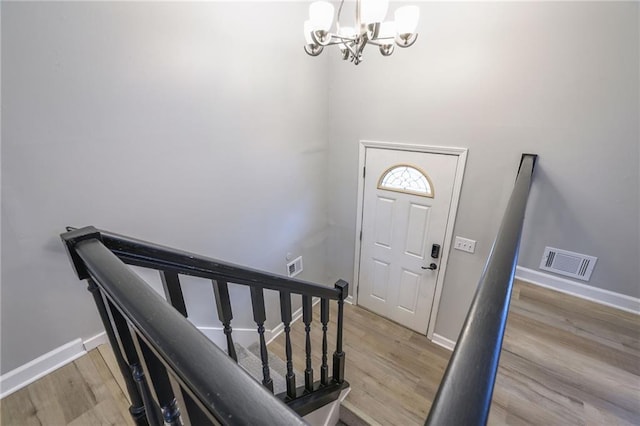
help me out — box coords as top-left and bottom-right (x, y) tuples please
(269, 280), (640, 425)
(491, 282), (640, 426)
(2, 280), (639, 425)
(1, 345), (133, 426)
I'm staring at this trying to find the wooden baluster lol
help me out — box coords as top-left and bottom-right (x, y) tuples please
(250, 287), (273, 392)
(130, 363), (161, 426)
(132, 332), (182, 426)
(104, 293), (162, 425)
(212, 279), (237, 361)
(280, 291), (296, 399)
(168, 374), (216, 426)
(333, 280), (348, 384)
(86, 279), (148, 425)
(302, 295), (314, 392)
(160, 271), (187, 317)
(320, 298), (330, 386)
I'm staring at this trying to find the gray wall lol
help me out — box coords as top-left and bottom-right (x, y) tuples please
(326, 1), (639, 340)
(1, 2), (329, 374)
(2, 1), (638, 375)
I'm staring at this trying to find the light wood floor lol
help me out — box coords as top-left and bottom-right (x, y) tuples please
(1, 345), (134, 426)
(270, 280), (640, 425)
(2, 280), (639, 425)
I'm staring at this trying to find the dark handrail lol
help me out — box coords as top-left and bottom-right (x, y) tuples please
(66, 226), (340, 300)
(73, 236), (307, 425)
(425, 154), (537, 426)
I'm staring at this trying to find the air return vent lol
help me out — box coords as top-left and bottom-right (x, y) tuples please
(539, 247), (597, 281)
(286, 256), (303, 278)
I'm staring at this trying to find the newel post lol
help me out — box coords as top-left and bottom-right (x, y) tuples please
(333, 279), (348, 384)
(60, 226), (102, 280)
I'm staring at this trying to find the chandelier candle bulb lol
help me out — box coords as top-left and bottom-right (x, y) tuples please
(395, 6), (420, 36)
(360, 0), (390, 24)
(304, 20), (324, 56)
(304, 20), (314, 45)
(309, 1), (335, 32)
(377, 21), (396, 55)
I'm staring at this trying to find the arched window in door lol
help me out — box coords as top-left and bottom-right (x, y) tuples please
(377, 164), (434, 198)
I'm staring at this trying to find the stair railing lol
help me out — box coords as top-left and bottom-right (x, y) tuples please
(425, 153), (538, 426)
(61, 226), (349, 425)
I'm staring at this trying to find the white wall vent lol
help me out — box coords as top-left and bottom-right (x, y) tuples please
(539, 246), (597, 281)
(286, 256), (303, 278)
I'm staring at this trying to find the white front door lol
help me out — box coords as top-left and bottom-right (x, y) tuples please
(358, 148), (458, 334)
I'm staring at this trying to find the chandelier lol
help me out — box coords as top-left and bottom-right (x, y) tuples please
(303, 0), (419, 65)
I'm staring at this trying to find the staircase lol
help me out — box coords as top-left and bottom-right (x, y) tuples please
(235, 342), (355, 425)
(59, 153), (538, 426)
(61, 226), (349, 425)
(242, 342), (295, 396)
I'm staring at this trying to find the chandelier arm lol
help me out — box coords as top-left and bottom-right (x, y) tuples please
(336, 0), (345, 28)
(333, 35), (357, 42)
(313, 31), (358, 47)
(345, 42), (358, 59)
(325, 39), (350, 47)
(356, 34), (369, 58)
(366, 23), (380, 41)
(368, 39), (394, 46)
(311, 30), (334, 46)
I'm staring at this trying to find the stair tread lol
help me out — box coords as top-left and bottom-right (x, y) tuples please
(220, 340), (305, 397)
(247, 342), (304, 384)
(340, 400), (379, 426)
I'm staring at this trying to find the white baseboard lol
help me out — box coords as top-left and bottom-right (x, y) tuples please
(267, 322), (285, 345)
(431, 333), (456, 351)
(516, 266), (640, 315)
(83, 331), (108, 352)
(0, 295), (337, 400)
(0, 339), (86, 399)
(429, 268), (640, 352)
(266, 300), (305, 345)
(345, 295), (354, 305)
(266, 297), (320, 345)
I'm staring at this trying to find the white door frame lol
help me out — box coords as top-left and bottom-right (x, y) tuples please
(352, 140), (468, 340)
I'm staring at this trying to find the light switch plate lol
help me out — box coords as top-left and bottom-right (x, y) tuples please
(454, 236), (476, 253)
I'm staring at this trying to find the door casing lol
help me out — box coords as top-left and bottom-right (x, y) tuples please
(352, 140), (468, 340)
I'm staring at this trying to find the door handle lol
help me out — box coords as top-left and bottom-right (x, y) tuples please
(422, 263), (438, 270)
